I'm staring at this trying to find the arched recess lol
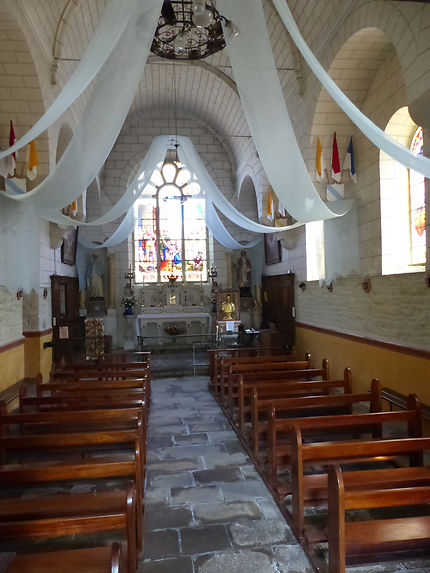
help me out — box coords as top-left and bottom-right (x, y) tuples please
(0, 1), (48, 189)
(238, 175), (259, 223)
(380, 107), (423, 275)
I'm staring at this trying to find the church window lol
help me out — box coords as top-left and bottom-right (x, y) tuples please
(134, 157), (207, 283)
(408, 127), (426, 266)
(380, 108), (425, 275)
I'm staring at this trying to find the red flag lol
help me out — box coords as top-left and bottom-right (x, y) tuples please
(8, 120), (16, 176)
(331, 132), (341, 183)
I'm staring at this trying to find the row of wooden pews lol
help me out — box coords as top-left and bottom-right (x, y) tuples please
(209, 349), (430, 572)
(0, 352), (151, 573)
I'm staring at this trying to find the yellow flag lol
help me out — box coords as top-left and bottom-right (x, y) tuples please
(26, 140), (38, 181)
(315, 137), (326, 182)
(267, 187), (274, 221)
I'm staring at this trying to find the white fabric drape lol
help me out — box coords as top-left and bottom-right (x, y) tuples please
(3, 0), (162, 210)
(177, 137), (309, 232)
(217, 0), (351, 223)
(0, 0), (141, 160)
(272, 0), (430, 178)
(205, 202), (262, 249)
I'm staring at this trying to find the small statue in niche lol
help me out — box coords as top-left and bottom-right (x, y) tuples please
(221, 295), (236, 320)
(87, 254), (105, 299)
(236, 250), (252, 288)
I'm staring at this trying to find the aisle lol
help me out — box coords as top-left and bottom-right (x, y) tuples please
(141, 376), (313, 573)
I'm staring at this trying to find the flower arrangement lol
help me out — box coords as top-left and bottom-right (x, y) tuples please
(208, 294), (217, 306)
(121, 294), (138, 310)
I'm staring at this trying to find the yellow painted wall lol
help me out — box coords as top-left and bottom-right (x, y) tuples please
(24, 333), (52, 383)
(296, 325), (430, 404)
(0, 340), (25, 392)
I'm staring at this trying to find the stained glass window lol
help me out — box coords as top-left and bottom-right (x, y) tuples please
(134, 154), (207, 283)
(409, 127), (426, 266)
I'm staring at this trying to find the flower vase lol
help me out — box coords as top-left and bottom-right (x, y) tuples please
(123, 307), (133, 316)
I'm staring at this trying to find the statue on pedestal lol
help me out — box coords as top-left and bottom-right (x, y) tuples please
(88, 254), (105, 299)
(236, 250), (252, 288)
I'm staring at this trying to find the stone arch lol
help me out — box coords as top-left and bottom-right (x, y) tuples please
(0, 1), (48, 188)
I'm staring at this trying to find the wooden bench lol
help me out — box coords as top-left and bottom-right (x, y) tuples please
(8, 541), (122, 573)
(225, 360), (329, 418)
(242, 368), (353, 445)
(0, 486), (136, 573)
(19, 385), (147, 413)
(290, 430), (430, 541)
(328, 464), (430, 572)
(216, 353), (309, 400)
(208, 347), (284, 392)
(380, 386), (430, 421)
(269, 391), (421, 493)
(0, 441), (144, 550)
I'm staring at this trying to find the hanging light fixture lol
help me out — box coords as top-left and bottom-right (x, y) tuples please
(146, 58), (201, 201)
(151, 0), (239, 60)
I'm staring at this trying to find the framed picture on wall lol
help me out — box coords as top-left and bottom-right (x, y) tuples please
(264, 233), (281, 265)
(61, 227), (78, 266)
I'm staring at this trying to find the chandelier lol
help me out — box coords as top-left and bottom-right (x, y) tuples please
(151, 0), (238, 60)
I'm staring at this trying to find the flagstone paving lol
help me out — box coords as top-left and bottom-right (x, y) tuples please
(141, 376), (430, 573)
(140, 376), (313, 573)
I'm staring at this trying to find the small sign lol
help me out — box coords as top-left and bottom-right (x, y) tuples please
(226, 321), (235, 332)
(59, 326), (69, 339)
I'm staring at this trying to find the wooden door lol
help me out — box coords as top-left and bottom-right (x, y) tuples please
(50, 275), (81, 365)
(262, 273), (295, 350)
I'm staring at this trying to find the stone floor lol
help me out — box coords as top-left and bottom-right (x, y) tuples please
(141, 375), (430, 573)
(141, 375), (313, 573)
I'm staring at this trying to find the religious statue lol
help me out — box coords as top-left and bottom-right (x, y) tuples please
(87, 253), (104, 299)
(221, 295), (235, 320)
(236, 250), (252, 287)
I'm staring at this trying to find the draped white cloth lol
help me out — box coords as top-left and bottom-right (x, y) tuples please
(272, 0), (430, 178)
(2, 0), (162, 210)
(217, 0), (351, 223)
(0, 0), (142, 160)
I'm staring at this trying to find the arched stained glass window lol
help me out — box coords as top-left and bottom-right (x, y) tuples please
(409, 127), (426, 266)
(134, 153), (207, 283)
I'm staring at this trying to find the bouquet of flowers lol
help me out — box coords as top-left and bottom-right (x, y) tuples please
(121, 294), (138, 310)
(208, 294), (217, 306)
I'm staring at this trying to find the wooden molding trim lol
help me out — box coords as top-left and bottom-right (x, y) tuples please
(296, 322), (430, 361)
(22, 329), (53, 338)
(0, 337), (25, 354)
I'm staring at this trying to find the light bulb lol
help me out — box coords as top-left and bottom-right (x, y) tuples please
(174, 31), (187, 53)
(192, 0), (206, 14)
(192, 9), (213, 28)
(224, 20), (239, 40)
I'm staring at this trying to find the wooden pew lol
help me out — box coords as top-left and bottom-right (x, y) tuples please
(224, 359), (329, 417)
(0, 441), (144, 551)
(216, 353), (309, 401)
(328, 464), (430, 573)
(19, 385), (147, 413)
(290, 430), (430, 541)
(208, 347), (284, 392)
(241, 368), (353, 443)
(0, 405), (147, 471)
(8, 541), (122, 573)
(0, 487), (136, 573)
(270, 391), (421, 493)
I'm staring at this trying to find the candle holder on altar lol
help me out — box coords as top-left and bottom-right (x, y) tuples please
(124, 265), (135, 289)
(208, 264), (218, 290)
